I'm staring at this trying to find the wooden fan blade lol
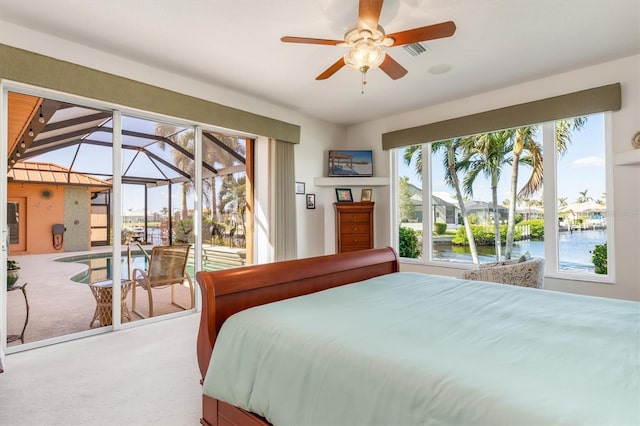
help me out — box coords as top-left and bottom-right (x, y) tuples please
(281, 36), (344, 46)
(379, 54), (408, 80)
(358, 0), (383, 32)
(316, 57), (346, 80)
(386, 21), (456, 46)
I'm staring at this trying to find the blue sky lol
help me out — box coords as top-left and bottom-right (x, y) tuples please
(398, 113), (606, 205)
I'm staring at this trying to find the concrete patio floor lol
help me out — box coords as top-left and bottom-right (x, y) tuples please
(5, 246), (196, 347)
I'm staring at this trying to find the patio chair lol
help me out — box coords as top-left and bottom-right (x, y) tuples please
(131, 244), (194, 318)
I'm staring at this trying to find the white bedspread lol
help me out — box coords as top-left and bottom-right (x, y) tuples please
(203, 272), (640, 425)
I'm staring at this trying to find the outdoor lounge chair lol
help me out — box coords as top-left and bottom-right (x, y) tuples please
(131, 244), (194, 318)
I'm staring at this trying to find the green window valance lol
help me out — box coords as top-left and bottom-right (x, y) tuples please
(382, 83), (621, 150)
(0, 44), (300, 144)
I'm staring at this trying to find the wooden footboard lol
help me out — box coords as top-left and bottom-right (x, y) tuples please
(195, 247), (399, 426)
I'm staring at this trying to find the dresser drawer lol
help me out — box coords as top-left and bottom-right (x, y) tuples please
(339, 222), (370, 235)
(340, 212), (371, 223)
(341, 235), (370, 248)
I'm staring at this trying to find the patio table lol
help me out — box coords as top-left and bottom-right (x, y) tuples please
(88, 279), (133, 328)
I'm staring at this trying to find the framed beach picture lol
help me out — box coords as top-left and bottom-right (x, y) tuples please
(295, 181), (305, 194)
(328, 150), (373, 177)
(360, 188), (372, 202)
(335, 188), (353, 202)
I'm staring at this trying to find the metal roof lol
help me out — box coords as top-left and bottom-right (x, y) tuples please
(8, 161), (111, 188)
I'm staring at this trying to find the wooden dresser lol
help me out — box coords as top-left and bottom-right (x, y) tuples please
(334, 202), (374, 253)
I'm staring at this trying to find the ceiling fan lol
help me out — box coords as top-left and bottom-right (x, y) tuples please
(281, 0), (456, 91)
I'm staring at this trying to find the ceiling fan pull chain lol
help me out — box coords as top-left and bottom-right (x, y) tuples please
(361, 67), (368, 94)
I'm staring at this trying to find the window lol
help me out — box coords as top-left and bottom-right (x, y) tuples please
(395, 112), (611, 280)
(4, 88), (254, 350)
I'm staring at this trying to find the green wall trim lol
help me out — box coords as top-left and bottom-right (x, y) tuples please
(0, 44), (300, 143)
(382, 83), (621, 150)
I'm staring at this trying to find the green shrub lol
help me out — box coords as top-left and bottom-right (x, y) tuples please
(452, 225), (493, 245)
(452, 224), (521, 245)
(433, 222), (447, 235)
(399, 226), (420, 258)
(590, 242), (607, 274)
(518, 219), (544, 239)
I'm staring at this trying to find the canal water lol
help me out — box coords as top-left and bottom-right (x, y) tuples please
(433, 229), (607, 273)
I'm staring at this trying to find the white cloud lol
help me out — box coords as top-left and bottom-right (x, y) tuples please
(572, 156), (604, 168)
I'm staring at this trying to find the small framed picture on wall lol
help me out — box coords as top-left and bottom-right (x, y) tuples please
(306, 194), (316, 209)
(295, 182), (305, 194)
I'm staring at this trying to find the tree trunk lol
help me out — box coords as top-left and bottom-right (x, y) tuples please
(210, 177), (217, 222)
(491, 178), (501, 261)
(181, 182), (189, 220)
(505, 149), (522, 259)
(447, 146), (479, 264)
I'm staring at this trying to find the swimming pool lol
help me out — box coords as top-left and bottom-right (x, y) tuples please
(58, 251), (150, 284)
(58, 248), (237, 284)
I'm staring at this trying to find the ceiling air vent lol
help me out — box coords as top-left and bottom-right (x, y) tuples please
(402, 42), (429, 57)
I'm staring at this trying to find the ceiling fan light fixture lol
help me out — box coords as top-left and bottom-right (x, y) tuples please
(344, 40), (386, 71)
(344, 40), (385, 93)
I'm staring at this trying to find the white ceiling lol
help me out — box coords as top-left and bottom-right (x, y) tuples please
(0, 0), (638, 126)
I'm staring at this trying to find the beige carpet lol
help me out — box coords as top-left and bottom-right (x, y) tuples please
(0, 313), (202, 425)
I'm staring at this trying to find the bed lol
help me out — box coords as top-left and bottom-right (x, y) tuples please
(195, 247), (639, 426)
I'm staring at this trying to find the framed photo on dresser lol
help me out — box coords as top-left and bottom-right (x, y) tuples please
(335, 188), (353, 202)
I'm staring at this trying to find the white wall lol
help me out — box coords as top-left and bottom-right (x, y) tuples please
(293, 120), (346, 258)
(345, 55), (640, 301)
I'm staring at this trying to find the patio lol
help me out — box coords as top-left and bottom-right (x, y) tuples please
(6, 244), (245, 347)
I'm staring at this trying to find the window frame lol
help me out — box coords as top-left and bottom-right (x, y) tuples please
(392, 112), (615, 284)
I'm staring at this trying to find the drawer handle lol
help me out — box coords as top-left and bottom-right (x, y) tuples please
(354, 238), (358, 243)
(353, 226), (358, 231)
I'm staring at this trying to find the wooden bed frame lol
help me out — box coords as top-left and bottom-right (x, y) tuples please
(195, 247), (399, 426)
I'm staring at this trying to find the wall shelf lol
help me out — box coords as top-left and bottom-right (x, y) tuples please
(314, 177), (390, 187)
(614, 149), (640, 166)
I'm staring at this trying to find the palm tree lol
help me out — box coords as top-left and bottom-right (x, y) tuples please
(459, 131), (514, 261)
(504, 126), (542, 258)
(577, 189), (592, 203)
(404, 141), (480, 263)
(154, 124), (195, 220)
(503, 117), (586, 258)
(154, 126), (246, 223)
(203, 132), (246, 223)
(218, 174), (247, 246)
(558, 197), (568, 208)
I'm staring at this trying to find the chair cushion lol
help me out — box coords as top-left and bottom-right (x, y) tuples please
(463, 258), (544, 288)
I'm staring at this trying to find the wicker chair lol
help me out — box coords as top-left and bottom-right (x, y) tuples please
(131, 244), (194, 318)
(462, 257), (545, 289)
